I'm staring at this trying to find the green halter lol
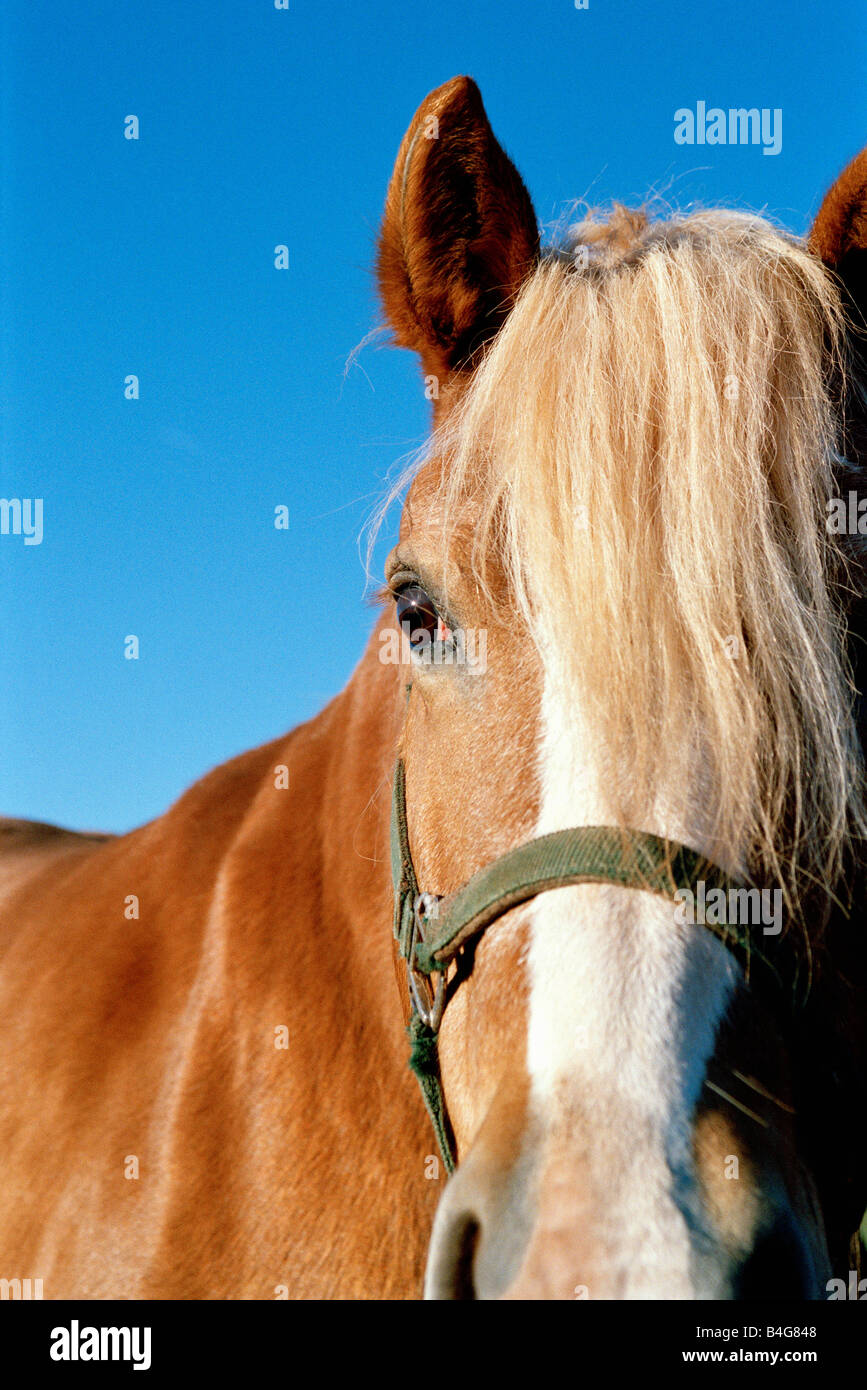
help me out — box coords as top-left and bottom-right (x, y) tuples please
(390, 754), (783, 1175)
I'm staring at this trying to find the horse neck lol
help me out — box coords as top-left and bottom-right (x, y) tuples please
(307, 616), (405, 982)
(207, 615), (438, 1290)
(254, 612), (411, 1082)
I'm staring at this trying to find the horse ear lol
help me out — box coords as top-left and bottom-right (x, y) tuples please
(810, 148), (867, 480)
(809, 146), (867, 325)
(377, 76), (539, 382)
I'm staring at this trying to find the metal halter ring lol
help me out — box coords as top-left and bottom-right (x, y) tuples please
(407, 893), (446, 1031)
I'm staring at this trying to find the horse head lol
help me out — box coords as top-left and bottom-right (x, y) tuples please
(375, 77), (867, 1299)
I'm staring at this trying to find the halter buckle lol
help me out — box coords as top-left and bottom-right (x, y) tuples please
(407, 893), (446, 1031)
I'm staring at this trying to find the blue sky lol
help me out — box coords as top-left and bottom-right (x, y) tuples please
(2, 0), (864, 831)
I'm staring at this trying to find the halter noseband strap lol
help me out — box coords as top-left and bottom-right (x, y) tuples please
(390, 755), (778, 1175)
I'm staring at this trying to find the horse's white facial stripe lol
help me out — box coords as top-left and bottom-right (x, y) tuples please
(525, 662), (741, 1295)
(527, 887), (737, 1121)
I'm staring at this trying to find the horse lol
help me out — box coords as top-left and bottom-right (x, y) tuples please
(1, 76), (866, 1301)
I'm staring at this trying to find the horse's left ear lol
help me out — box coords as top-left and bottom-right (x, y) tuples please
(809, 146), (867, 322)
(377, 76), (539, 382)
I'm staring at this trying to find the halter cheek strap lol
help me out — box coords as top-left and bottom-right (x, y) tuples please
(390, 753), (783, 1175)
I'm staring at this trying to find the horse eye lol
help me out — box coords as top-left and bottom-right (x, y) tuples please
(395, 585), (443, 644)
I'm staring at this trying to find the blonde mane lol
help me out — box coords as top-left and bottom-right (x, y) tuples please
(417, 207), (865, 915)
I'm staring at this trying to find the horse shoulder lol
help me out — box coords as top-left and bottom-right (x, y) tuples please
(0, 817), (114, 934)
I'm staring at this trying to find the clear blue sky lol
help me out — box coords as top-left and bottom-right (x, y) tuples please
(1, 0), (864, 831)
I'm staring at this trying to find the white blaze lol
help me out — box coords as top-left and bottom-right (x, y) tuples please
(525, 667), (741, 1297)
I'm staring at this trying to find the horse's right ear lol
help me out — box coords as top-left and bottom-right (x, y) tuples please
(377, 76), (539, 384)
(809, 146), (867, 327)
